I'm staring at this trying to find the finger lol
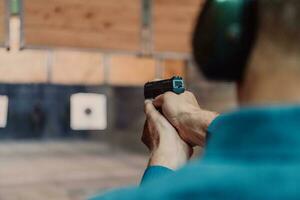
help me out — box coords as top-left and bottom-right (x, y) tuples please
(144, 100), (162, 122)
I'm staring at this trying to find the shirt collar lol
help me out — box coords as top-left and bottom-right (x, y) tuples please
(205, 105), (300, 163)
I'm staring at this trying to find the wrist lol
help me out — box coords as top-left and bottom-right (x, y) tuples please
(148, 140), (191, 170)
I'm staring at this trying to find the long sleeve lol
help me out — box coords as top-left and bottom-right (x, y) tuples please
(88, 161), (204, 200)
(140, 166), (174, 185)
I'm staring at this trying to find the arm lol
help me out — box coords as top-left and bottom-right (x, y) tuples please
(90, 92), (219, 200)
(140, 100), (192, 184)
(140, 95), (218, 183)
(89, 100), (193, 200)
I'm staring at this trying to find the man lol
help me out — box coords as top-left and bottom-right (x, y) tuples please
(91, 0), (300, 199)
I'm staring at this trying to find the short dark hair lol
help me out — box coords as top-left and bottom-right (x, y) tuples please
(259, 0), (300, 51)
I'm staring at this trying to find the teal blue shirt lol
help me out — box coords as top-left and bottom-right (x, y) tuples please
(90, 105), (300, 199)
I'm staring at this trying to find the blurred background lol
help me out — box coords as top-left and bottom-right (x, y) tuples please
(0, 0), (236, 199)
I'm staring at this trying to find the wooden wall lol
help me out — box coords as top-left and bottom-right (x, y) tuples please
(3, 1), (204, 85)
(3, 0), (201, 85)
(22, 0), (204, 55)
(0, 16), (188, 86)
(23, 0), (142, 51)
(0, 0), (6, 46)
(152, 0), (204, 53)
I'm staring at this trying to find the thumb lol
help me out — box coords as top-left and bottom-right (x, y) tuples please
(153, 94), (164, 108)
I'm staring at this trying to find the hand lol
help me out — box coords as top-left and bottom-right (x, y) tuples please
(153, 91), (219, 147)
(142, 100), (193, 170)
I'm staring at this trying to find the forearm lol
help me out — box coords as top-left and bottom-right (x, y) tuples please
(141, 142), (189, 185)
(148, 146), (190, 170)
(142, 146), (188, 184)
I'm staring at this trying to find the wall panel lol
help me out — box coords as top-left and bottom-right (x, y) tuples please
(108, 55), (156, 86)
(153, 0), (204, 53)
(0, 49), (48, 83)
(23, 0), (142, 51)
(51, 50), (104, 85)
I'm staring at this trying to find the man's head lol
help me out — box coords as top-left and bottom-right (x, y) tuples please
(240, 0), (300, 104)
(193, 0), (300, 105)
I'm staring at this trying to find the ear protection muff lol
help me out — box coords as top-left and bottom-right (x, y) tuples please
(192, 0), (259, 82)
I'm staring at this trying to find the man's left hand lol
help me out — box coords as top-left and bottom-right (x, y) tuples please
(142, 100), (193, 170)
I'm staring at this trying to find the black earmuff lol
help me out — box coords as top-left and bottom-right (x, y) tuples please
(192, 0), (259, 82)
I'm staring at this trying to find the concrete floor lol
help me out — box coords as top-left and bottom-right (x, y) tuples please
(0, 141), (147, 200)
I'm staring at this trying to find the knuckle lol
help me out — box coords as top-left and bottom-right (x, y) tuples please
(164, 92), (175, 100)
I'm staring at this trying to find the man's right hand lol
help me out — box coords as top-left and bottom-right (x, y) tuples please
(153, 91), (219, 147)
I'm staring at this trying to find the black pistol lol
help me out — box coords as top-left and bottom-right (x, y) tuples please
(144, 76), (185, 99)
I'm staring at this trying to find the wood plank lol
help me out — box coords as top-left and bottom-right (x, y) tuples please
(0, 49), (48, 83)
(23, 0), (142, 51)
(108, 55), (156, 86)
(0, 0), (6, 46)
(153, 0), (204, 53)
(51, 50), (104, 85)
